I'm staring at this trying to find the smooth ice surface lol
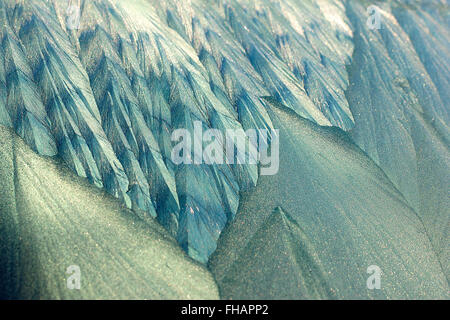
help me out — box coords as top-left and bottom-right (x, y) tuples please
(209, 104), (448, 299)
(345, 0), (450, 278)
(0, 126), (219, 299)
